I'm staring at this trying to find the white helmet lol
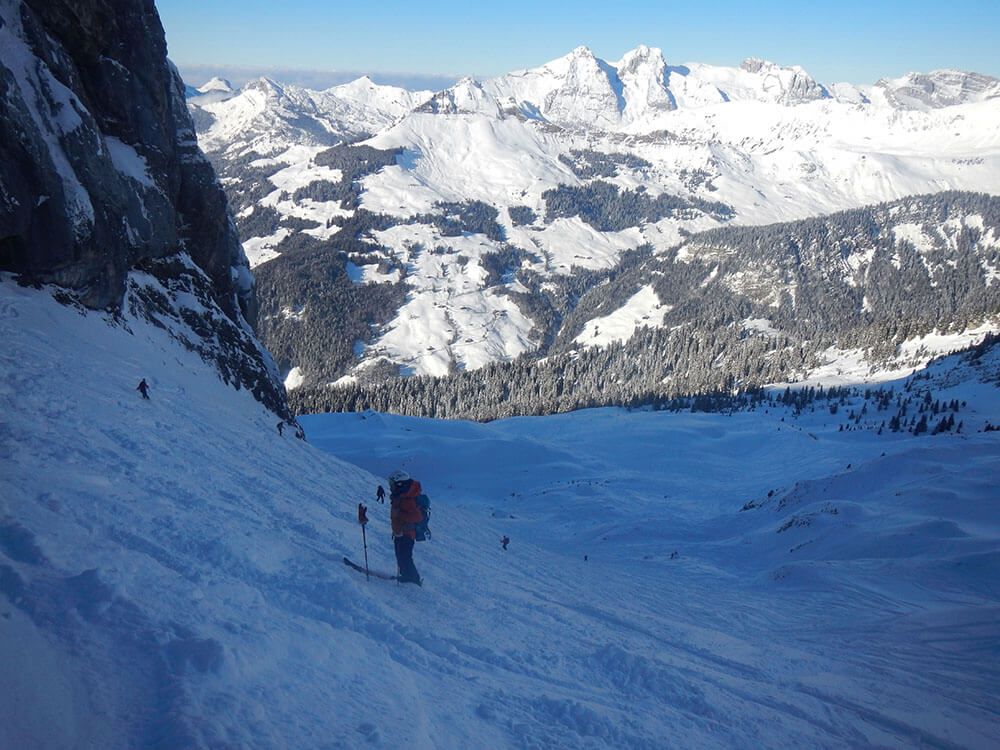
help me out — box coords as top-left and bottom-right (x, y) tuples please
(388, 469), (410, 486)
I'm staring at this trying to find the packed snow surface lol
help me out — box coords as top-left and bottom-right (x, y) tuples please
(3, 279), (1000, 748)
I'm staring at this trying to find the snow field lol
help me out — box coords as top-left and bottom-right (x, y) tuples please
(573, 285), (669, 348)
(303, 343), (1000, 748)
(364, 224), (537, 377)
(6, 276), (998, 748)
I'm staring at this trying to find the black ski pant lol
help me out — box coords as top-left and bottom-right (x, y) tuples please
(393, 535), (420, 584)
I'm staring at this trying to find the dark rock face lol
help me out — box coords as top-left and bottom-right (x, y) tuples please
(0, 0), (289, 417)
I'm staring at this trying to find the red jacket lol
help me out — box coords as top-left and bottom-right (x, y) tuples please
(390, 479), (423, 538)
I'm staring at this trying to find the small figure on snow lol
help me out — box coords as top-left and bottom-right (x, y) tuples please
(136, 378), (150, 400)
(276, 421), (284, 436)
(389, 470), (424, 585)
(500, 535), (510, 551)
(376, 484), (385, 503)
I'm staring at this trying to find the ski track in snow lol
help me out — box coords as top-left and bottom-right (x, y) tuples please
(3, 279), (1000, 748)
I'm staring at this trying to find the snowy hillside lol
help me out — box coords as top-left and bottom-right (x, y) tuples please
(5, 276), (999, 748)
(0, 279), (377, 747)
(190, 47), (1000, 392)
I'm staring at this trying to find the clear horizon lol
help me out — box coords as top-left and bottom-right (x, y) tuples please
(158, 0), (1000, 89)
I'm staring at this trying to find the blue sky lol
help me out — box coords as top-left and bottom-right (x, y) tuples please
(158, 0), (1000, 87)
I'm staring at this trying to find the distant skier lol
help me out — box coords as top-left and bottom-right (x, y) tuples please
(388, 470), (423, 585)
(376, 484), (385, 503)
(136, 378), (150, 400)
(276, 421), (284, 436)
(501, 535), (510, 551)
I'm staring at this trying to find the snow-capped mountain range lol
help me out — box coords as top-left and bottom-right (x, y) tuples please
(186, 46), (1000, 396)
(190, 75), (432, 154)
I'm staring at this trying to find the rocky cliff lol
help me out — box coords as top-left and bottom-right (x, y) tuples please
(0, 0), (289, 417)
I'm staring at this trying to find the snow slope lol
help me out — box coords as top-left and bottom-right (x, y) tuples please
(4, 276), (999, 748)
(303, 354), (1000, 749)
(0, 280), (377, 748)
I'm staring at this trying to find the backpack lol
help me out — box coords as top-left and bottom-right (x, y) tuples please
(414, 494), (431, 541)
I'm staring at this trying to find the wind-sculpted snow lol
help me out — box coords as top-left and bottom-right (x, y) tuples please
(4, 276), (1000, 748)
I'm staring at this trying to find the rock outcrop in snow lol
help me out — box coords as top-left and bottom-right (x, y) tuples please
(0, 0), (290, 418)
(875, 69), (1000, 110)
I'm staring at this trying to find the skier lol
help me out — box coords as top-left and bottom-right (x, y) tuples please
(276, 421), (284, 436)
(376, 484), (385, 503)
(388, 470), (423, 585)
(501, 535), (510, 551)
(136, 378), (150, 400)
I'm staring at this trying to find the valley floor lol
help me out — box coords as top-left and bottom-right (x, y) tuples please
(304, 399), (1000, 750)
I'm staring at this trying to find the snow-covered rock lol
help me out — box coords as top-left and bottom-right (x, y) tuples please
(0, 0), (288, 415)
(875, 69), (1000, 110)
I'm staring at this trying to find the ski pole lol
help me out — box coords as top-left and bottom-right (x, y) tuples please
(358, 502), (370, 581)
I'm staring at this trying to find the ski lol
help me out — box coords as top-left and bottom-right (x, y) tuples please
(342, 556), (399, 581)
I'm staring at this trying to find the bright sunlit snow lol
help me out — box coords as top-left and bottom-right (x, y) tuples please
(574, 285), (668, 348)
(199, 50), (1000, 381)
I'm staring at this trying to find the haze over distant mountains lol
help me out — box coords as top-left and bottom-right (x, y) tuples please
(184, 44), (1000, 416)
(176, 63), (459, 95)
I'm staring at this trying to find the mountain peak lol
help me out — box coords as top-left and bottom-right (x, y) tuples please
(729, 57), (828, 104)
(740, 57), (773, 74)
(331, 75), (379, 95)
(619, 44), (667, 71)
(617, 46), (674, 120)
(245, 76), (285, 96)
(416, 76), (498, 116)
(197, 76), (233, 94)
